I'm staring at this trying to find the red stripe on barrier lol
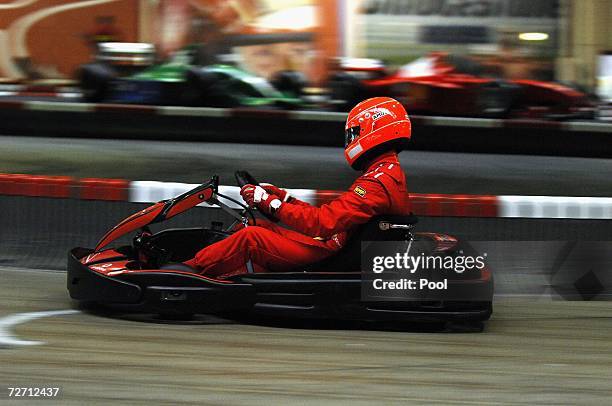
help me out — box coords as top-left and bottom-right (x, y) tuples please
(230, 108), (291, 119)
(0, 174), (21, 195)
(94, 104), (157, 114)
(28, 175), (72, 198)
(410, 193), (498, 217)
(21, 85), (65, 93)
(1, 174), (499, 216)
(79, 178), (129, 201)
(0, 174), (74, 198)
(315, 189), (498, 217)
(16, 91), (61, 98)
(0, 100), (24, 110)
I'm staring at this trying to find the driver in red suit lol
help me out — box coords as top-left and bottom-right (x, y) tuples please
(184, 97), (412, 278)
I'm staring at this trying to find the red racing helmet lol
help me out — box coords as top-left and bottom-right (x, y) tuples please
(344, 97), (411, 170)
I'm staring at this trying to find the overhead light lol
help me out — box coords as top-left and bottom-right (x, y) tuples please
(518, 32), (549, 41)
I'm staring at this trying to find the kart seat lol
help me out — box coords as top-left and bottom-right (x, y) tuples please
(307, 214), (417, 273)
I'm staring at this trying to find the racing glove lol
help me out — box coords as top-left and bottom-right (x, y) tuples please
(260, 183), (291, 202)
(240, 184), (282, 214)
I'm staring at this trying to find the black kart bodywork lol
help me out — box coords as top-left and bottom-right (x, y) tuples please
(68, 173), (493, 324)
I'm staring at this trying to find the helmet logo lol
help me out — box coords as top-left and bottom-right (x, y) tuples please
(371, 107), (395, 121)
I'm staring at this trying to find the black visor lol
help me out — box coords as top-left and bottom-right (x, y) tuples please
(345, 126), (360, 147)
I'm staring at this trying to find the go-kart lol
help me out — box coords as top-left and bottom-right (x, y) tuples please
(67, 171), (493, 325)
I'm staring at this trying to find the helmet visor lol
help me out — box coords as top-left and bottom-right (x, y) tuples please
(345, 126), (360, 147)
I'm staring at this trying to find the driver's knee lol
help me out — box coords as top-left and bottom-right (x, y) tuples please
(190, 226), (278, 274)
(238, 226), (273, 247)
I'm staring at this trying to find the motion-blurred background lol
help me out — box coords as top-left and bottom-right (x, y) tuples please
(0, 0), (610, 116)
(0, 0), (609, 85)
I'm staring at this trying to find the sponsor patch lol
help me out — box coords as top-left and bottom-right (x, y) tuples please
(354, 185), (367, 198)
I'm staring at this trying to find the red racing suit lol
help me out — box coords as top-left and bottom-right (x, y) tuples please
(188, 151), (410, 278)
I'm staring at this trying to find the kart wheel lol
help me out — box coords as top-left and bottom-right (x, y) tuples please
(79, 63), (117, 102)
(328, 72), (366, 112)
(272, 70), (307, 95)
(477, 80), (518, 117)
(185, 68), (240, 107)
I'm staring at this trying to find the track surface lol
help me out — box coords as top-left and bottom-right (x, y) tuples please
(1, 267), (611, 405)
(2, 136), (612, 196)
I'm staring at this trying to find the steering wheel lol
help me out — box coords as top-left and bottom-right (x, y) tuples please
(234, 170), (278, 223)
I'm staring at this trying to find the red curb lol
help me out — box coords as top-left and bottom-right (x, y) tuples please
(315, 190), (500, 218)
(0, 174), (73, 198)
(79, 178), (129, 201)
(18, 91), (63, 98)
(0, 100), (24, 110)
(94, 104), (157, 114)
(410, 193), (499, 217)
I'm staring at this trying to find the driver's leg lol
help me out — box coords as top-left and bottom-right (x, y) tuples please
(188, 225), (333, 279)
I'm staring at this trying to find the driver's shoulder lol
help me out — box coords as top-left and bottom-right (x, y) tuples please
(360, 161), (404, 189)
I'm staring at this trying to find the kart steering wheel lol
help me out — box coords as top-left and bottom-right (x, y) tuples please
(234, 170), (279, 223)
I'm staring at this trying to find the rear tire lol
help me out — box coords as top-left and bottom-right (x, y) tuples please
(478, 80), (518, 118)
(272, 70), (306, 96)
(328, 72), (366, 112)
(79, 63), (117, 102)
(185, 68), (240, 107)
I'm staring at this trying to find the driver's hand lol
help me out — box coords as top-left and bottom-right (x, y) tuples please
(240, 184), (282, 214)
(260, 183), (291, 202)
(240, 184), (267, 206)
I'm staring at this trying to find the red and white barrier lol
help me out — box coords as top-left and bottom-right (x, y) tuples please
(0, 84), (80, 99)
(498, 195), (612, 219)
(130, 181), (317, 209)
(1, 173), (611, 219)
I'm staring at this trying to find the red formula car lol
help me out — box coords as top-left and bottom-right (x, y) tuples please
(67, 172), (493, 327)
(329, 53), (593, 119)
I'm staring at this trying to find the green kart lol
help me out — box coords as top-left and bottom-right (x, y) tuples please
(79, 44), (308, 108)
